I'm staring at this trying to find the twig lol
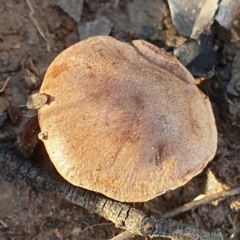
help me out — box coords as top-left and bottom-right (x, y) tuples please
(0, 219), (8, 228)
(25, 0), (50, 52)
(110, 230), (133, 240)
(161, 187), (240, 219)
(0, 149), (223, 240)
(0, 77), (10, 92)
(227, 212), (240, 240)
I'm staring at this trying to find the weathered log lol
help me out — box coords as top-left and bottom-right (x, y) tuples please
(0, 149), (223, 240)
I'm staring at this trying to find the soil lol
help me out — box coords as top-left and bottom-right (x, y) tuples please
(0, 0), (240, 240)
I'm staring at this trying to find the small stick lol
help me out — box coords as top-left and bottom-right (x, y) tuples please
(161, 187), (240, 219)
(0, 77), (10, 92)
(0, 149), (223, 240)
(25, 0), (50, 52)
(0, 219), (8, 228)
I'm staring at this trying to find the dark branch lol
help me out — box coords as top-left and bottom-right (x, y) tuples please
(0, 149), (223, 240)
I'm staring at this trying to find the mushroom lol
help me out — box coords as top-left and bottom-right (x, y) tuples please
(38, 36), (217, 202)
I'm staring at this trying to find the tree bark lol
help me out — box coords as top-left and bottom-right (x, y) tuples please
(0, 149), (223, 240)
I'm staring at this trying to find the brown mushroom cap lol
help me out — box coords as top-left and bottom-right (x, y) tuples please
(38, 36), (217, 202)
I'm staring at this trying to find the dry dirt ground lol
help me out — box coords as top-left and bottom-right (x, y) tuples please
(0, 0), (240, 240)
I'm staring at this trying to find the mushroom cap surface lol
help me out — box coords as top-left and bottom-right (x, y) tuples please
(38, 36), (217, 202)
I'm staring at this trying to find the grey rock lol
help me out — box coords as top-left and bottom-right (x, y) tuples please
(215, 0), (240, 29)
(57, 0), (83, 23)
(77, 16), (113, 41)
(174, 35), (216, 78)
(168, 0), (218, 38)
